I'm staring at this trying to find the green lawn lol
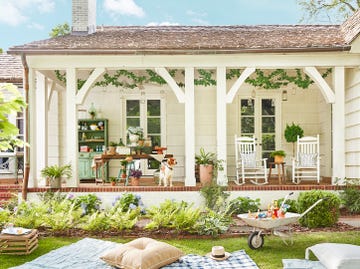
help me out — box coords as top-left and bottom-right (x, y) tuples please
(1, 232), (360, 269)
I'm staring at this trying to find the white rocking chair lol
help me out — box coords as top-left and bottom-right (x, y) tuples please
(234, 135), (268, 185)
(292, 135), (320, 184)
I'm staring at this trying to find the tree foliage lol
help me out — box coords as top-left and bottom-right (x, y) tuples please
(0, 83), (27, 151)
(49, 22), (70, 38)
(297, 0), (360, 23)
(0, 48), (3, 53)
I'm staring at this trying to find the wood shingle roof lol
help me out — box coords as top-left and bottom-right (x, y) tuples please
(8, 24), (350, 55)
(0, 54), (23, 83)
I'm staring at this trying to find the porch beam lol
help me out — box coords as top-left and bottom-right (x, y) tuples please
(47, 80), (55, 110)
(216, 67), (228, 185)
(155, 67), (185, 103)
(66, 68), (79, 187)
(35, 72), (48, 187)
(226, 67), (256, 103)
(332, 67), (346, 184)
(37, 70), (65, 89)
(304, 67), (335, 104)
(26, 54), (360, 69)
(184, 67), (196, 186)
(76, 67), (106, 105)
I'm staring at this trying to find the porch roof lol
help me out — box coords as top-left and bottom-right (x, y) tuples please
(8, 24), (350, 55)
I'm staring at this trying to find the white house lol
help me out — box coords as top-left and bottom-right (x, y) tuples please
(7, 0), (360, 188)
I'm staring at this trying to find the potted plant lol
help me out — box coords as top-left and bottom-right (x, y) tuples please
(284, 123), (304, 156)
(109, 176), (117, 186)
(40, 164), (72, 189)
(270, 150), (286, 164)
(130, 169), (142, 186)
(120, 160), (128, 179)
(195, 148), (216, 186)
(127, 126), (143, 146)
(108, 141), (117, 155)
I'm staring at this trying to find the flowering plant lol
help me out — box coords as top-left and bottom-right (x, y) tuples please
(130, 169), (142, 178)
(127, 126), (143, 138)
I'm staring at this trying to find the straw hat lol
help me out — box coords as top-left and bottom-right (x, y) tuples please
(206, 246), (231, 261)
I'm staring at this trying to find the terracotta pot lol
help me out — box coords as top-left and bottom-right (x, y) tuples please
(121, 173), (127, 179)
(274, 155), (284, 164)
(111, 181), (116, 186)
(199, 164), (213, 186)
(107, 146), (116, 155)
(131, 177), (140, 186)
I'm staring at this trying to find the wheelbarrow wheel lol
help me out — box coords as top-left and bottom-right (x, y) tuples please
(248, 231), (264, 249)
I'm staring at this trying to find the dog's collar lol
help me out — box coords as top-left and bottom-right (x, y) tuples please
(164, 163), (173, 170)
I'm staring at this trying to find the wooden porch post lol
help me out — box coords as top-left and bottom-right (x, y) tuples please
(216, 67), (228, 185)
(332, 66), (346, 184)
(66, 68), (79, 187)
(184, 67), (196, 186)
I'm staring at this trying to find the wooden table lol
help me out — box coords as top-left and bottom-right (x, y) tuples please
(93, 153), (172, 185)
(268, 162), (286, 184)
(0, 229), (38, 255)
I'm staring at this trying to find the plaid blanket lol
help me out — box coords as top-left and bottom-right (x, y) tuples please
(163, 250), (259, 269)
(10, 238), (259, 269)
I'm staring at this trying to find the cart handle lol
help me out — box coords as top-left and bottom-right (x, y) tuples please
(281, 192), (294, 209)
(299, 199), (323, 218)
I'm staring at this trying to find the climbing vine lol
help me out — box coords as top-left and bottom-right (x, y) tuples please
(54, 68), (332, 91)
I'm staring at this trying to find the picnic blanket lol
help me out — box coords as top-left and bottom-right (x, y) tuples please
(10, 238), (259, 269)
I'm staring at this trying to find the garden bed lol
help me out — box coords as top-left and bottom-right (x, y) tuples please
(36, 216), (359, 239)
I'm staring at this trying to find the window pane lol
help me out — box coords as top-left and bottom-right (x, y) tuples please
(262, 134), (275, 151)
(150, 135), (161, 147)
(241, 117), (254, 134)
(127, 100), (140, 116)
(262, 117), (275, 133)
(147, 100), (160, 116)
(127, 118), (140, 128)
(148, 118), (160, 133)
(241, 99), (254, 115)
(262, 99), (275, 115)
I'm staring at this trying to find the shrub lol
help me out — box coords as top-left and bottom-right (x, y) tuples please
(81, 212), (110, 231)
(199, 181), (230, 211)
(108, 208), (140, 231)
(338, 178), (360, 214)
(229, 196), (261, 215)
(112, 193), (145, 214)
(277, 198), (299, 213)
(72, 194), (102, 215)
(9, 201), (48, 229)
(194, 209), (232, 237)
(0, 209), (10, 228)
(298, 190), (341, 228)
(145, 200), (200, 232)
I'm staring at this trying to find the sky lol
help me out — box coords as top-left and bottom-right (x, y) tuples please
(0, 0), (310, 52)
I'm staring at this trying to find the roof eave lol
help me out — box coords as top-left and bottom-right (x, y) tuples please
(8, 46), (351, 56)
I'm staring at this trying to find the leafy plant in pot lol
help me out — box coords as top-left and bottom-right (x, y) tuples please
(195, 148), (219, 186)
(284, 123), (304, 157)
(40, 164), (72, 189)
(270, 150), (286, 164)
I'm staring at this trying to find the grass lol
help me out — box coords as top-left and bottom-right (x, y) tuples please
(1, 232), (360, 269)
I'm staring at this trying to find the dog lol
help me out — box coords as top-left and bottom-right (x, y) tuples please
(159, 157), (177, 187)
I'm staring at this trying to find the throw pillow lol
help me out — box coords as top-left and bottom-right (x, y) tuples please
(100, 237), (183, 269)
(240, 152), (256, 167)
(299, 153), (317, 167)
(305, 243), (360, 269)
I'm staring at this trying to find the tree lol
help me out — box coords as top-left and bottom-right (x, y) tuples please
(49, 22), (70, 38)
(297, 0), (360, 23)
(0, 83), (27, 151)
(0, 48), (3, 53)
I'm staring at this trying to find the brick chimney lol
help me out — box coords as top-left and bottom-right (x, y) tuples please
(72, 0), (96, 35)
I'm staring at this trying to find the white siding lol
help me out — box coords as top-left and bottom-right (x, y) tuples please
(345, 69), (360, 178)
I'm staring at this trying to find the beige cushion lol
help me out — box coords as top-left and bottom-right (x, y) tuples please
(100, 237), (183, 269)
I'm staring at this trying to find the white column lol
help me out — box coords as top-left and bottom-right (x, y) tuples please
(28, 68), (37, 187)
(66, 68), (79, 187)
(216, 67), (228, 185)
(332, 66), (345, 184)
(184, 67), (196, 186)
(35, 72), (48, 187)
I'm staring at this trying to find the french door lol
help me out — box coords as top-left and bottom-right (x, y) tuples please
(126, 98), (165, 175)
(239, 93), (281, 161)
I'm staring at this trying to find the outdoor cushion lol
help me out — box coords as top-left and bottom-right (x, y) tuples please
(240, 152), (256, 167)
(100, 237), (183, 269)
(305, 243), (360, 269)
(299, 153), (317, 167)
(282, 259), (326, 269)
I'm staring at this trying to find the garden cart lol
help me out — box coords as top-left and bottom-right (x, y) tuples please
(237, 193), (323, 249)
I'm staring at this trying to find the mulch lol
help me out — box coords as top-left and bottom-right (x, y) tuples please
(37, 215), (359, 240)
